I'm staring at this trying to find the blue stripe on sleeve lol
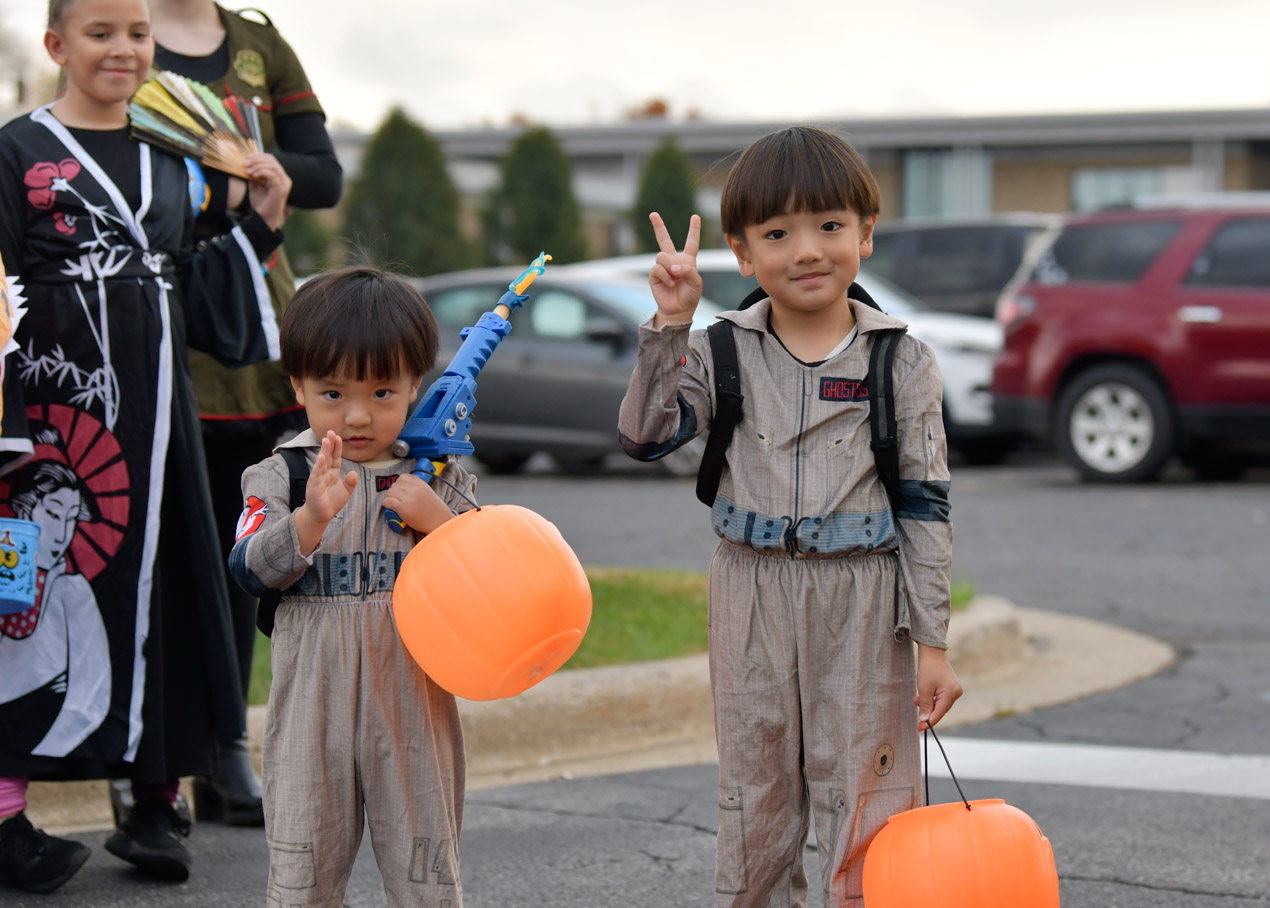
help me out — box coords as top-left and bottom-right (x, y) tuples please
(896, 480), (951, 522)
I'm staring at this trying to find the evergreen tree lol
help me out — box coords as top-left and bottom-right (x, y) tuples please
(492, 127), (586, 264)
(341, 107), (470, 275)
(632, 138), (697, 253)
(283, 209), (333, 276)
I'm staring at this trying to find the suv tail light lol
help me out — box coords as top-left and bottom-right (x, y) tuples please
(996, 293), (1036, 327)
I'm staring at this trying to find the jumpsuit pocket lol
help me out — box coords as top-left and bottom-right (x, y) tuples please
(841, 786), (915, 901)
(715, 786), (748, 895)
(268, 839), (317, 890)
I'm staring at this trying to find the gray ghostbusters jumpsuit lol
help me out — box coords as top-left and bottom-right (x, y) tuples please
(618, 298), (953, 907)
(229, 429), (476, 908)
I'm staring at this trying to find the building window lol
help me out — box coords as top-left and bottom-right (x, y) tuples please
(902, 149), (992, 218)
(1070, 166), (1201, 211)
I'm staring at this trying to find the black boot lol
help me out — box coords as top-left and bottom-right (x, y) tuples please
(104, 797), (191, 882)
(0, 811), (90, 893)
(109, 779), (191, 827)
(193, 737), (264, 826)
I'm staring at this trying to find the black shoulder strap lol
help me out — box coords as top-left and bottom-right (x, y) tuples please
(868, 329), (905, 514)
(696, 284), (901, 514)
(256, 447), (309, 638)
(695, 321), (744, 506)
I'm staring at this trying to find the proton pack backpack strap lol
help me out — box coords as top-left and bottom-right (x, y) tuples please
(696, 321), (745, 506)
(698, 281), (902, 512)
(256, 446), (309, 638)
(868, 328), (906, 515)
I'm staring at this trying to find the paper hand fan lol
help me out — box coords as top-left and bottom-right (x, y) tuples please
(128, 71), (260, 180)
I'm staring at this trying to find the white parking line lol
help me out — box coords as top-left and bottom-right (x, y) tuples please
(927, 738), (1270, 800)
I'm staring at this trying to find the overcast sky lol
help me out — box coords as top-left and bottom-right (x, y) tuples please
(3, 0), (1269, 132)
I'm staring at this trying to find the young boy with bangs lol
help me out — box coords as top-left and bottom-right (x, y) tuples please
(229, 266), (474, 907)
(619, 126), (963, 906)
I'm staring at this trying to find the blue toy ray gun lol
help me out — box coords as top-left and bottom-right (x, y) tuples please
(384, 252), (552, 533)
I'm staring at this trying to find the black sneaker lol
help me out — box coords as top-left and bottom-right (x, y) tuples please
(104, 797), (191, 882)
(0, 811), (91, 893)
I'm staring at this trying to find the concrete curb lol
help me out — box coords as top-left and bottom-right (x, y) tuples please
(454, 595), (1174, 790)
(26, 596), (1175, 833)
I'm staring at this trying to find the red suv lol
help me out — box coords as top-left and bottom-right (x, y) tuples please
(993, 203), (1270, 481)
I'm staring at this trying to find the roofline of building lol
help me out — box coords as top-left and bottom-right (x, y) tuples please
(330, 107), (1270, 159)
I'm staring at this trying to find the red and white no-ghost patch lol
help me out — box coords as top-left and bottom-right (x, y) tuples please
(234, 496), (269, 542)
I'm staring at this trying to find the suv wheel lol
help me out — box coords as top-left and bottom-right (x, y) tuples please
(1056, 364), (1175, 482)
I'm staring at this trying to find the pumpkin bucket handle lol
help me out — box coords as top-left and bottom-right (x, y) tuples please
(432, 470), (482, 513)
(924, 722), (972, 812)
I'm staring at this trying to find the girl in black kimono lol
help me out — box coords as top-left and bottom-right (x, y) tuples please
(0, 0), (291, 893)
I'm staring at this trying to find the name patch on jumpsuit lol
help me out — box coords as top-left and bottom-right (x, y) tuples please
(819, 377), (870, 401)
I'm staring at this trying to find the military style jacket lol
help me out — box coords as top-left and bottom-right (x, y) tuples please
(181, 7), (332, 426)
(618, 298), (953, 648)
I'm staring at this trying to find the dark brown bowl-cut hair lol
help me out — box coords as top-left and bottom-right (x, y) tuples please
(720, 126), (881, 238)
(280, 266), (439, 382)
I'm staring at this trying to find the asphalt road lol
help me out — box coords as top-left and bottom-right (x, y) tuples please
(10, 453), (1270, 907)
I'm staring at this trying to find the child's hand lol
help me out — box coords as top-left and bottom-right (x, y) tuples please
(294, 431), (356, 555)
(914, 644), (964, 731)
(383, 472), (456, 536)
(648, 212), (703, 327)
(244, 152), (292, 231)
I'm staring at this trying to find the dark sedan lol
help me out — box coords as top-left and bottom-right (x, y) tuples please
(413, 268), (721, 475)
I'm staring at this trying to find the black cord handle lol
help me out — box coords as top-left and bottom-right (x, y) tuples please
(924, 722), (971, 811)
(429, 469), (482, 513)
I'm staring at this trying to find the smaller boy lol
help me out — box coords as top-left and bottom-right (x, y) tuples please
(619, 126), (963, 907)
(229, 266), (474, 907)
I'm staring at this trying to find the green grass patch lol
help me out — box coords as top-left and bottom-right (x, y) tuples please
(565, 568), (710, 670)
(247, 568), (975, 705)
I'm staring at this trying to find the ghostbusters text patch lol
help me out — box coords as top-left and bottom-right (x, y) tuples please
(819, 377), (870, 401)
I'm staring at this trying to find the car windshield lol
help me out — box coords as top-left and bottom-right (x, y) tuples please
(578, 280), (724, 331)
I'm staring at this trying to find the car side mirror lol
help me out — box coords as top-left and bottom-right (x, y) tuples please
(585, 317), (629, 352)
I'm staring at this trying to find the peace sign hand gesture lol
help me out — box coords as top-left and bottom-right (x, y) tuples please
(648, 212), (703, 327)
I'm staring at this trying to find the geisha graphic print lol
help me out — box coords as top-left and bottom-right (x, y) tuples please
(0, 104), (277, 779)
(0, 110), (175, 768)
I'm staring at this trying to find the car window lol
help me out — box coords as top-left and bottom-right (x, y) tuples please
(575, 280), (723, 331)
(910, 228), (1010, 295)
(425, 286), (499, 334)
(527, 290), (591, 339)
(1031, 220), (1181, 285)
(1185, 217), (1270, 289)
(865, 232), (901, 281)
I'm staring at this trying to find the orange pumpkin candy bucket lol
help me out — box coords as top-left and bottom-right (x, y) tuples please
(392, 503), (592, 701)
(862, 726), (1060, 907)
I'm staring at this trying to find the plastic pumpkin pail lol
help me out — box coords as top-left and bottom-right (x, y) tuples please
(0, 518), (41, 615)
(392, 504), (592, 701)
(863, 798), (1060, 908)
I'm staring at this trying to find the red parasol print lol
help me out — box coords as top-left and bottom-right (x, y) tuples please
(0, 403), (129, 580)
